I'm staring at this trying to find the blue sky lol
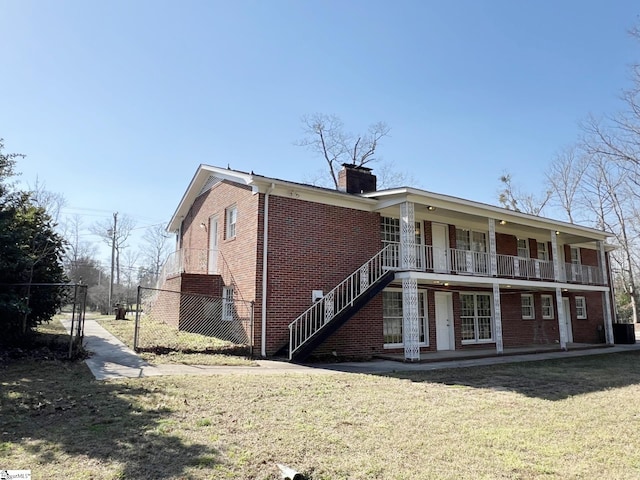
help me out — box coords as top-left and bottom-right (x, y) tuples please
(1, 0), (638, 264)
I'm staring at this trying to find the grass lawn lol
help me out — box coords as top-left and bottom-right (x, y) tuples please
(90, 314), (255, 367)
(2, 349), (640, 479)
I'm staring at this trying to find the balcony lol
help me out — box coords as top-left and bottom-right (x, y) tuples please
(382, 243), (605, 286)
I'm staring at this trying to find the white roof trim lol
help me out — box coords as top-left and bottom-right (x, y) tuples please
(364, 187), (613, 240)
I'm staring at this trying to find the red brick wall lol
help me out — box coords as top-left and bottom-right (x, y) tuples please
(263, 195), (381, 355)
(180, 180), (260, 304)
(500, 291), (560, 346)
(566, 291), (605, 343)
(180, 274), (223, 296)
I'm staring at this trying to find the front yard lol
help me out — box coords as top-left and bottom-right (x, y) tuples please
(2, 347), (640, 479)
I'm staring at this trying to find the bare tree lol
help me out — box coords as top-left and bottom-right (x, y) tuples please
(140, 223), (172, 285)
(579, 154), (639, 323)
(545, 147), (590, 224)
(497, 172), (551, 216)
(296, 113), (390, 189)
(61, 214), (98, 269)
(89, 214), (136, 285)
(28, 177), (66, 223)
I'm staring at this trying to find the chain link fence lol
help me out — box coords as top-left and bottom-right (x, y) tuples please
(134, 286), (254, 355)
(0, 283), (87, 359)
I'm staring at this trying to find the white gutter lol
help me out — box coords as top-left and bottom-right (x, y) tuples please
(261, 183), (275, 357)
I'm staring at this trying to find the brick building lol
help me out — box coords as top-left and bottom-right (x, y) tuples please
(163, 163), (616, 361)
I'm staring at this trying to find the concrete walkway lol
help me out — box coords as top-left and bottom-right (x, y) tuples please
(64, 319), (640, 380)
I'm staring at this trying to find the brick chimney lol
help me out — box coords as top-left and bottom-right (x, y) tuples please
(338, 164), (377, 194)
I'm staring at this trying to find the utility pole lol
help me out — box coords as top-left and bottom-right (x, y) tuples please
(108, 212), (117, 311)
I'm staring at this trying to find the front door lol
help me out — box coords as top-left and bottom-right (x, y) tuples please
(562, 298), (574, 343)
(208, 215), (219, 274)
(435, 292), (454, 350)
(432, 223), (449, 273)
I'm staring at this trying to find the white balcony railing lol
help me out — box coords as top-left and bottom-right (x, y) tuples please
(382, 242), (604, 285)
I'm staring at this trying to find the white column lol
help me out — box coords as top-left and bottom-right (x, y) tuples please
(551, 230), (562, 281)
(400, 202), (416, 270)
(599, 241), (614, 344)
(488, 218), (498, 276)
(403, 278), (420, 361)
(493, 283), (503, 354)
(400, 202), (420, 361)
(556, 287), (568, 350)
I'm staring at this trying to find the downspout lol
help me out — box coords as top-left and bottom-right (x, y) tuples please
(261, 183), (275, 357)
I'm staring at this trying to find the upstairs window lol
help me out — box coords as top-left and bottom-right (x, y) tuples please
(456, 229), (486, 252)
(537, 242), (549, 261)
(570, 247), (581, 265)
(225, 205), (237, 240)
(517, 239), (530, 258)
(380, 217), (423, 245)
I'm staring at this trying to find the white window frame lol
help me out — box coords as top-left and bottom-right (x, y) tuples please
(570, 247), (581, 265)
(537, 242), (549, 261)
(455, 228), (487, 253)
(517, 239), (530, 259)
(575, 296), (587, 319)
(541, 294), (554, 319)
(521, 294), (534, 320)
(460, 293), (493, 344)
(382, 289), (428, 349)
(222, 286), (234, 321)
(225, 205), (237, 240)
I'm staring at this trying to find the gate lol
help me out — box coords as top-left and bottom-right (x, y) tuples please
(134, 286), (254, 355)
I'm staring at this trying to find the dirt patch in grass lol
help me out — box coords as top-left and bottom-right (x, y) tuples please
(3, 351), (640, 478)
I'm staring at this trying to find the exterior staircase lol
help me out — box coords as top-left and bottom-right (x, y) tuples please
(287, 245), (395, 361)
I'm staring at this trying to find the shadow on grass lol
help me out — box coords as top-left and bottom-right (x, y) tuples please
(381, 351), (640, 401)
(0, 357), (218, 478)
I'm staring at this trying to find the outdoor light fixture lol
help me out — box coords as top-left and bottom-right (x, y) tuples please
(499, 220), (507, 225)
(427, 206), (435, 211)
(199, 222), (207, 230)
(555, 231), (560, 235)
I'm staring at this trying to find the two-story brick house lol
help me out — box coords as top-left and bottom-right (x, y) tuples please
(163, 163), (615, 361)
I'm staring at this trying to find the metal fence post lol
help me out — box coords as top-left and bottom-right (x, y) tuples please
(134, 285), (141, 351)
(68, 283), (78, 359)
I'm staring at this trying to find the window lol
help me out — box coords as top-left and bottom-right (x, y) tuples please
(225, 206), (237, 239)
(222, 286), (234, 321)
(455, 229), (486, 253)
(380, 217), (423, 245)
(541, 295), (554, 319)
(570, 247), (581, 265)
(517, 239), (530, 258)
(521, 294), (534, 320)
(461, 293), (493, 343)
(537, 242), (549, 261)
(575, 296), (587, 319)
(380, 217), (424, 268)
(383, 290), (428, 348)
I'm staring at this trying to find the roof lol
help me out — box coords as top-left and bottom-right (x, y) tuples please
(167, 164), (614, 244)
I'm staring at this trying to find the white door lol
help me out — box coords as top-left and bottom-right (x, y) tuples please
(208, 215), (219, 274)
(562, 298), (574, 343)
(432, 223), (449, 273)
(435, 292), (454, 350)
